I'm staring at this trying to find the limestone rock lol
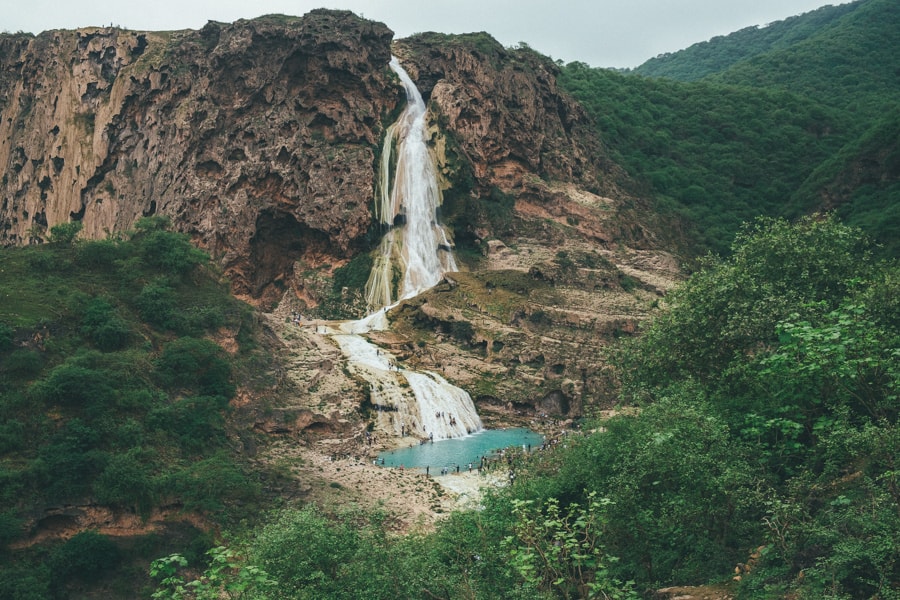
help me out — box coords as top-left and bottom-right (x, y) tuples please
(0, 11), (398, 306)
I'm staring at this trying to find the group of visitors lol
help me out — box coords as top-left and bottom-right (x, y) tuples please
(433, 411), (458, 426)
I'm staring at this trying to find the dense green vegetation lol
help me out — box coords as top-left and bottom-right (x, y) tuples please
(631, 3), (860, 82)
(558, 64), (848, 254)
(707, 0), (900, 120)
(0, 218), (268, 598)
(146, 217), (898, 599)
(560, 0), (899, 257)
(790, 108), (900, 256)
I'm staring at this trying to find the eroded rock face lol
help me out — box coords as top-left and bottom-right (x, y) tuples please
(0, 10), (398, 306)
(1, 14), (666, 317)
(393, 34), (625, 200)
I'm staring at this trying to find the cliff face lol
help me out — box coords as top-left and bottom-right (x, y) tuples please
(0, 10), (397, 306)
(392, 34), (659, 255)
(395, 34), (615, 196)
(0, 13), (662, 312)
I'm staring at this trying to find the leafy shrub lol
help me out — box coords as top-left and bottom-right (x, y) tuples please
(165, 453), (259, 514)
(2, 349), (43, 378)
(182, 305), (226, 333)
(0, 564), (50, 600)
(48, 530), (120, 584)
(147, 396), (228, 452)
(30, 363), (116, 410)
(76, 237), (123, 269)
(332, 252), (374, 292)
(155, 337), (234, 398)
(47, 221), (83, 245)
(618, 274), (639, 292)
(248, 506), (362, 598)
(503, 493), (639, 599)
(605, 215), (900, 595)
(617, 215), (872, 394)
(0, 420), (26, 455)
(135, 279), (178, 329)
(80, 296), (130, 351)
(449, 319), (475, 342)
(0, 323), (12, 350)
(35, 419), (108, 501)
(0, 467), (25, 508)
(0, 510), (23, 548)
(92, 449), (157, 515)
(528, 310), (551, 325)
(136, 227), (207, 274)
(530, 389), (765, 585)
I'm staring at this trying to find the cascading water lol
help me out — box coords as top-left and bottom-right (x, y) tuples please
(365, 56), (458, 311)
(325, 56), (481, 441)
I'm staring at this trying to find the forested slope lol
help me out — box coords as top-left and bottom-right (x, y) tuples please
(707, 0), (900, 119)
(0, 219), (273, 598)
(562, 0), (899, 257)
(631, 2), (860, 83)
(558, 65), (848, 254)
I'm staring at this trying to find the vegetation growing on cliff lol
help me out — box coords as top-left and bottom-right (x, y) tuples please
(0, 218), (269, 598)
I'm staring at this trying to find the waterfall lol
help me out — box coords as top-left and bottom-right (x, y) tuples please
(331, 332), (481, 440)
(326, 56), (481, 441)
(365, 56), (458, 311)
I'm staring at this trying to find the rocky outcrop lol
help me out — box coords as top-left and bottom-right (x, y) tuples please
(0, 10), (398, 306)
(392, 33), (663, 253)
(394, 34), (618, 196)
(0, 13), (677, 405)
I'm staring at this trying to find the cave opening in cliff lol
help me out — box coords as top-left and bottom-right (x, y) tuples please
(248, 209), (329, 302)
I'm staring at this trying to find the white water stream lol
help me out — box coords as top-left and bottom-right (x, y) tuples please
(321, 57), (481, 441)
(365, 56), (458, 310)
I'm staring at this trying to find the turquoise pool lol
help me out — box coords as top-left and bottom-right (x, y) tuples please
(377, 428), (543, 472)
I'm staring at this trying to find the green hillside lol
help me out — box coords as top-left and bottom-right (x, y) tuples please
(791, 108), (900, 255)
(558, 65), (849, 254)
(560, 0), (899, 257)
(0, 219), (272, 598)
(707, 0), (900, 120)
(631, 2), (860, 82)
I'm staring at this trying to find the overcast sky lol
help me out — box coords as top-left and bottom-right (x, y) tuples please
(3, 0), (848, 68)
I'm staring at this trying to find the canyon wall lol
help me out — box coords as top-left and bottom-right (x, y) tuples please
(0, 11), (653, 307)
(0, 11), (397, 305)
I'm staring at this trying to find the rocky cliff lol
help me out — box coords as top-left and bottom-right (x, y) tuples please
(396, 33), (613, 196)
(0, 11), (664, 309)
(0, 10), (398, 306)
(1, 11), (680, 416)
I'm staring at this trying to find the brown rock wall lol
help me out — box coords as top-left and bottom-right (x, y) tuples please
(0, 11), (398, 304)
(0, 15), (661, 308)
(394, 34), (622, 197)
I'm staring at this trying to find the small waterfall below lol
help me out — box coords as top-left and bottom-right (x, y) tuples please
(323, 56), (481, 441)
